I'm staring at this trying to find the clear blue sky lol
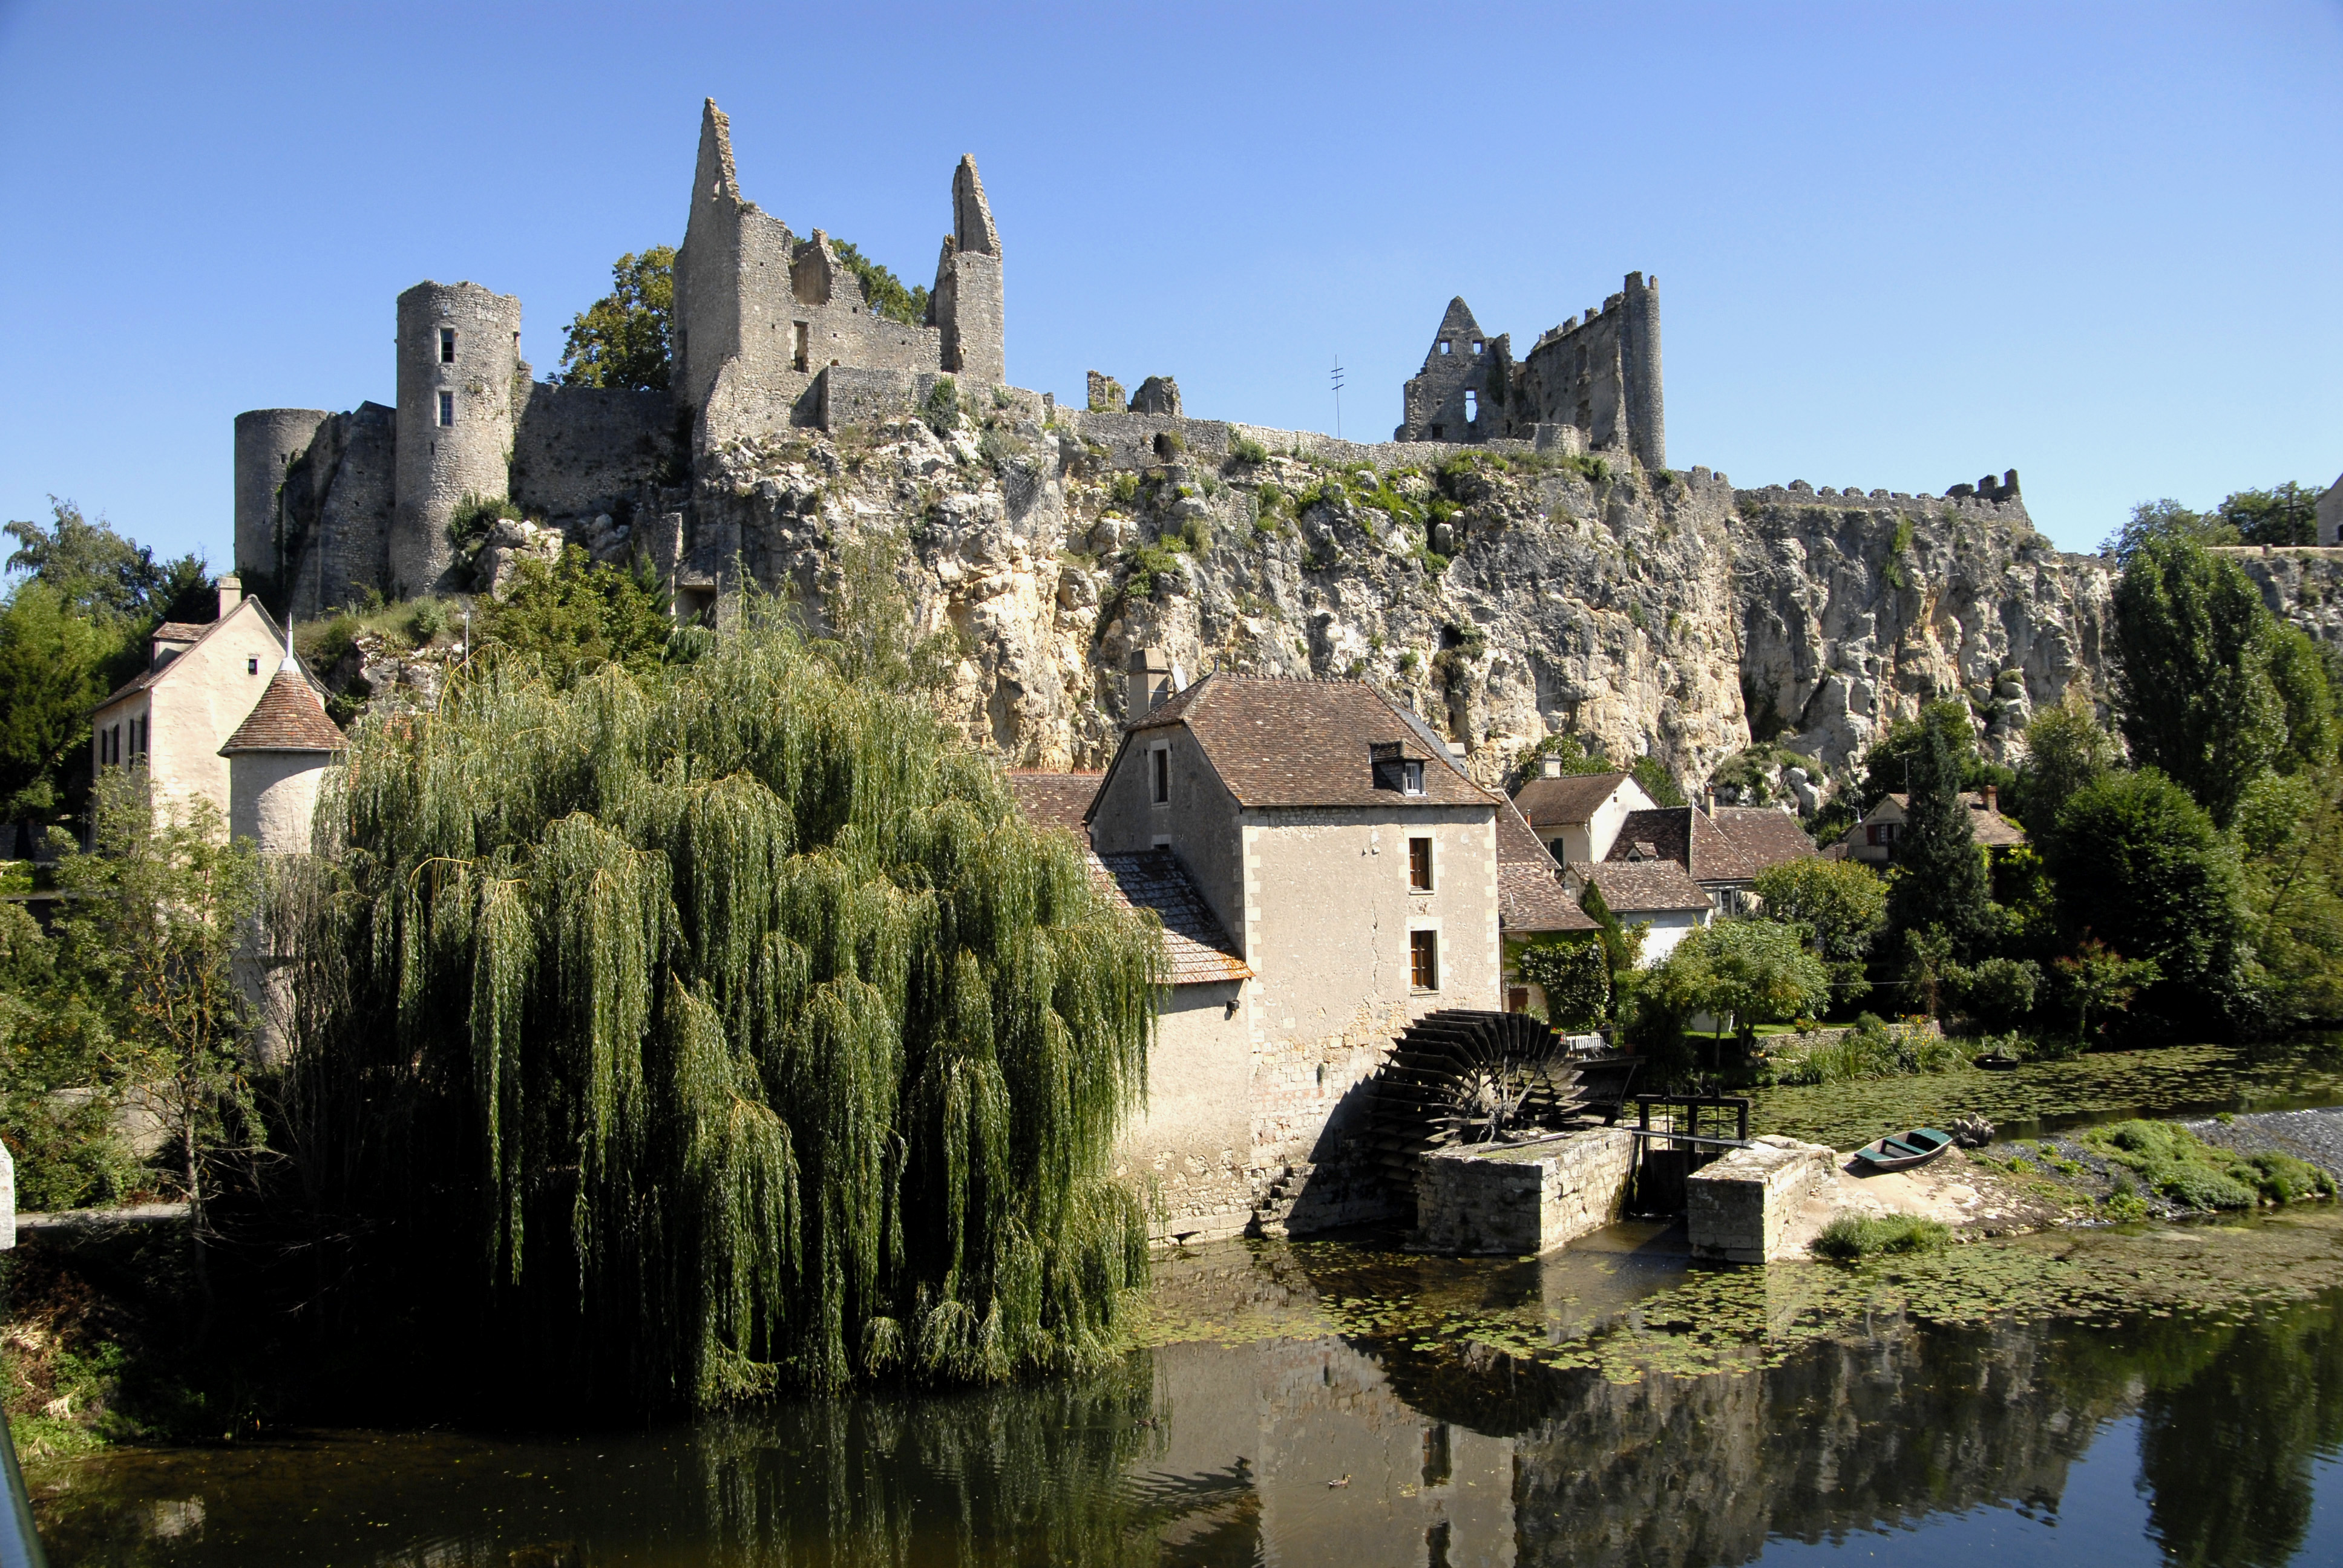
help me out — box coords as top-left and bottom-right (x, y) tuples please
(2, 1), (2338, 564)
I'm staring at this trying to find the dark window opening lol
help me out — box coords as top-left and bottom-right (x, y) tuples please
(1421, 1423), (1452, 1487)
(1150, 748), (1170, 804)
(439, 328), (456, 364)
(1409, 836), (1433, 890)
(438, 391), (454, 427)
(1429, 424), (1444, 440)
(247, 657), (259, 675)
(1427, 1520), (1453, 1568)
(1507, 987), (1531, 1013)
(792, 321), (809, 373)
(1410, 930), (1439, 991)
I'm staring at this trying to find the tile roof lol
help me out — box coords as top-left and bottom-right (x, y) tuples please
(94, 599), (308, 713)
(151, 621), (210, 644)
(1120, 675), (1490, 810)
(1499, 862), (1597, 933)
(1709, 806), (1818, 872)
(1496, 797), (1556, 865)
(1568, 858), (1715, 913)
(1004, 771), (1101, 835)
(1605, 806), (1758, 884)
(1511, 769), (1636, 828)
(220, 671), (346, 753)
(1090, 849), (1252, 984)
(1875, 792), (2030, 849)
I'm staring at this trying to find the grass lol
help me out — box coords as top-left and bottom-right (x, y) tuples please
(1810, 1212), (1952, 1260)
(295, 595), (464, 667)
(1759, 1017), (1976, 1086)
(2081, 1119), (2336, 1210)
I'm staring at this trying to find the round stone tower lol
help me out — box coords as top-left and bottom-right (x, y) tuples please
(394, 281), (522, 597)
(232, 409), (330, 583)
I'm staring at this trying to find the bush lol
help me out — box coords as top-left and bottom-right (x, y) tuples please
(1109, 472), (1141, 505)
(922, 376), (961, 433)
(2079, 1119), (2328, 1210)
(1514, 936), (1609, 1030)
(1952, 956), (2042, 1031)
(1812, 1212), (1951, 1259)
(407, 599), (450, 644)
(448, 492), (523, 546)
(1228, 434), (1269, 466)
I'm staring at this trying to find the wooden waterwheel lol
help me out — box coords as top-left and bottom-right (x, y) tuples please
(1366, 1010), (1638, 1181)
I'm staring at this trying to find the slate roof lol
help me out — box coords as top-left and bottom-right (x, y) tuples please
(1117, 675), (1489, 810)
(1512, 769), (1636, 829)
(1710, 806), (1818, 872)
(151, 621), (210, 644)
(220, 671), (345, 753)
(1495, 797), (1596, 933)
(1605, 806), (1758, 884)
(1090, 849), (1252, 984)
(1568, 858), (1715, 913)
(1004, 771), (1101, 835)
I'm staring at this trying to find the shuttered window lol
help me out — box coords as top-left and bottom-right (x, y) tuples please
(1410, 930), (1438, 991)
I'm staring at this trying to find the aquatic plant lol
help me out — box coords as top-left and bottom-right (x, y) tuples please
(1810, 1212), (1952, 1259)
(2083, 1119), (2336, 1210)
(280, 590), (1161, 1409)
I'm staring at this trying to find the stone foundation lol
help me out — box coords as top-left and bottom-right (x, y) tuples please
(1686, 1135), (1836, 1263)
(1414, 1127), (1637, 1255)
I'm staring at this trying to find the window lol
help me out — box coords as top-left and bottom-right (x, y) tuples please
(132, 717), (145, 757)
(1429, 425), (1444, 440)
(1471, 340), (1484, 355)
(438, 391), (455, 427)
(1437, 340), (1452, 356)
(1410, 930), (1440, 991)
(439, 328), (456, 364)
(1408, 836), (1433, 891)
(1401, 760), (1424, 795)
(792, 321), (809, 373)
(1150, 748), (1170, 804)
(1507, 987), (1530, 1013)
(1463, 390), (1478, 423)
(248, 657), (260, 675)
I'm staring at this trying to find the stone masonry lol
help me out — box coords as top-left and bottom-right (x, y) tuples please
(1686, 1134), (1837, 1263)
(1414, 1126), (1638, 1255)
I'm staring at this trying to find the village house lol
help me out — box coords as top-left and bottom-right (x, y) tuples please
(88, 577), (328, 832)
(1007, 655), (1591, 1243)
(1509, 764), (1654, 864)
(1839, 787), (2027, 864)
(1563, 857), (1714, 962)
(1558, 795), (1815, 961)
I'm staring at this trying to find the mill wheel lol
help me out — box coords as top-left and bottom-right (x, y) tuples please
(1366, 1010), (1639, 1181)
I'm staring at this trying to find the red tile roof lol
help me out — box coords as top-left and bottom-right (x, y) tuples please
(1004, 771), (1101, 835)
(1090, 849), (1251, 984)
(1121, 675), (1489, 810)
(220, 671), (345, 753)
(1710, 806), (1818, 872)
(1605, 806), (1757, 884)
(1512, 769), (1637, 829)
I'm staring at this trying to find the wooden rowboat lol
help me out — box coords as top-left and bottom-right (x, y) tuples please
(1852, 1127), (1953, 1172)
(1973, 1052), (2022, 1072)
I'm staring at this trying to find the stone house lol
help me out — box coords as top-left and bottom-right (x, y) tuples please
(1840, 788), (2026, 865)
(1008, 661), (1589, 1243)
(1602, 802), (1817, 918)
(1562, 859), (1714, 964)
(88, 577), (324, 832)
(1510, 765), (1656, 866)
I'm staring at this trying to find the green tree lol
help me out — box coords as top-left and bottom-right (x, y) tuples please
(808, 526), (965, 694)
(476, 546), (680, 686)
(2217, 482), (2322, 547)
(2111, 535), (2304, 823)
(1512, 936), (1608, 1030)
(4, 498), (207, 627)
(557, 247), (675, 391)
(2010, 690), (2120, 834)
(0, 581), (125, 824)
(2233, 768), (2343, 1021)
(830, 238), (931, 328)
(2053, 938), (2161, 1046)
(2104, 497), (2238, 558)
(1637, 919), (1830, 1056)
(2045, 769), (2252, 1036)
(1577, 880), (1645, 1004)
(1630, 756), (1685, 808)
(1509, 731), (1613, 791)
(2266, 621), (2338, 771)
(1752, 856), (1886, 962)
(51, 769), (263, 1301)
(283, 589), (1159, 1410)
(1857, 700), (2006, 811)
(0, 902), (140, 1210)
(1884, 711), (1994, 953)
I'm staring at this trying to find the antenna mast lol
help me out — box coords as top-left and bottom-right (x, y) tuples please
(1331, 356), (1346, 441)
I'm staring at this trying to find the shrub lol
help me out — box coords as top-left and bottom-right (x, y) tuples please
(1514, 936), (1610, 1030)
(1811, 1212), (1951, 1259)
(2079, 1119), (2317, 1210)
(1109, 472), (1142, 505)
(407, 599), (450, 644)
(1228, 434), (1269, 466)
(448, 492), (522, 545)
(922, 376), (961, 433)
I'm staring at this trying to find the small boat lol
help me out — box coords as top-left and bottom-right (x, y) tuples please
(1973, 1052), (2022, 1072)
(1852, 1127), (1954, 1171)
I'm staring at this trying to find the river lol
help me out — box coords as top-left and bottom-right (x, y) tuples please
(28, 1042), (2343, 1566)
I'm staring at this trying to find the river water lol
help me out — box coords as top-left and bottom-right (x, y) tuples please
(30, 1203), (2343, 1567)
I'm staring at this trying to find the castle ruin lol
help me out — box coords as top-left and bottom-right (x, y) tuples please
(232, 99), (1687, 619)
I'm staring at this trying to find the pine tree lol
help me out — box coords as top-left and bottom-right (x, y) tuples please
(1885, 712), (1993, 954)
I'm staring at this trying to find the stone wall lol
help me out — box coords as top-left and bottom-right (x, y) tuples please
(277, 402), (395, 619)
(510, 382), (678, 520)
(393, 281), (522, 596)
(1686, 1134), (1835, 1263)
(232, 409), (328, 581)
(1415, 1126), (1637, 1254)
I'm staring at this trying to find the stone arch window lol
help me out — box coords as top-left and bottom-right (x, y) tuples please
(438, 391), (455, 427)
(439, 328), (456, 365)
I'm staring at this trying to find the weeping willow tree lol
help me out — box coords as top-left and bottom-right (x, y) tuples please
(281, 590), (1159, 1411)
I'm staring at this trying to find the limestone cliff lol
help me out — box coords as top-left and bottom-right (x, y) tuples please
(458, 413), (2343, 799)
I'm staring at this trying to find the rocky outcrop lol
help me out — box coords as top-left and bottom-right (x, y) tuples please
(461, 416), (2343, 800)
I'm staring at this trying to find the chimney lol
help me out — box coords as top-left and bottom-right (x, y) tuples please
(215, 574), (242, 617)
(1541, 755), (1564, 779)
(1126, 647), (1171, 719)
(1701, 785), (1715, 815)
(1982, 784), (1998, 814)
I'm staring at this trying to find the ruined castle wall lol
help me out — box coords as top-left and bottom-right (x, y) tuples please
(510, 383), (678, 520)
(393, 281), (521, 596)
(233, 410), (329, 580)
(673, 100), (745, 413)
(1516, 305), (1629, 453)
(277, 402), (395, 619)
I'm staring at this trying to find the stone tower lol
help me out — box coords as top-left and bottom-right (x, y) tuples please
(1619, 272), (1665, 472)
(932, 155), (1003, 384)
(393, 281), (522, 596)
(232, 409), (330, 583)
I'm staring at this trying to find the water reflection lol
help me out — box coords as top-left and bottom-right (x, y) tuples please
(31, 1222), (2343, 1568)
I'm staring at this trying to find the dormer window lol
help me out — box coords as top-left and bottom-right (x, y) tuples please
(1402, 762), (1424, 795)
(1371, 740), (1430, 795)
(440, 328), (456, 364)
